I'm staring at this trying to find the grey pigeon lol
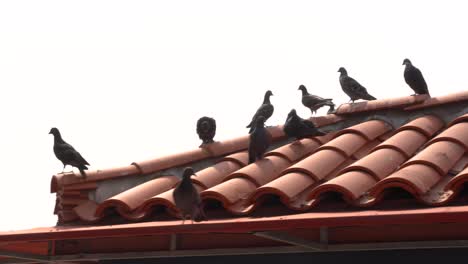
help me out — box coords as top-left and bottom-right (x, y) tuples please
(283, 109), (325, 140)
(403, 58), (430, 96)
(49, 127), (90, 177)
(196, 116), (216, 147)
(248, 116), (271, 164)
(338, 67), (376, 103)
(173, 167), (207, 224)
(246, 90), (274, 133)
(298, 85), (335, 114)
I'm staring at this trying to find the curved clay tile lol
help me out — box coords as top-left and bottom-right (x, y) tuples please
(448, 113), (468, 126)
(309, 114), (345, 127)
(334, 120), (393, 141)
(395, 115), (444, 138)
(191, 160), (242, 189)
(428, 122), (468, 150)
(312, 132), (338, 144)
(132, 148), (212, 175)
(201, 135), (249, 156)
(94, 175), (180, 218)
(265, 138), (321, 162)
(445, 166), (468, 193)
(50, 164), (141, 193)
(335, 94), (428, 115)
(225, 156), (292, 186)
(405, 91), (468, 110)
(403, 141), (465, 175)
(372, 164), (441, 197)
(318, 133), (368, 157)
(74, 200), (100, 223)
(254, 172), (316, 208)
(373, 130), (428, 158)
(351, 139), (381, 160)
(201, 177), (258, 215)
(221, 151), (249, 167)
(283, 149), (347, 181)
(309, 170), (377, 202)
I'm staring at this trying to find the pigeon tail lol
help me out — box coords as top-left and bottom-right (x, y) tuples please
(327, 104), (335, 114)
(78, 166), (88, 178)
(363, 94), (376, 101)
(192, 204), (207, 222)
(248, 147), (256, 164)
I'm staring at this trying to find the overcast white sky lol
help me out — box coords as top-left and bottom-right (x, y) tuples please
(0, 0), (467, 231)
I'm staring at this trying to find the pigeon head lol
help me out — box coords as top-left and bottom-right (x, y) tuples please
(49, 127), (60, 136)
(265, 90), (273, 97)
(182, 167), (196, 179)
(402, 58), (412, 66)
(338, 67), (347, 75)
(255, 116), (266, 126)
(288, 109), (297, 116)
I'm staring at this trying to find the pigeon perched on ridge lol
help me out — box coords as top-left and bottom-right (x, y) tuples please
(248, 116), (271, 164)
(246, 90), (274, 133)
(196, 116), (216, 147)
(173, 167), (207, 224)
(403, 58), (430, 96)
(49, 127), (90, 177)
(283, 109), (325, 140)
(298, 85), (335, 114)
(338, 67), (376, 103)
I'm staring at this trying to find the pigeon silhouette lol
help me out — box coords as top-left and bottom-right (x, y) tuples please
(283, 109), (325, 140)
(49, 127), (90, 177)
(338, 67), (376, 103)
(248, 116), (271, 164)
(298, 85), (335, 115)
(173, 167), (207, 224)
(403, 58), (429, 96)
(196, 116), (216, 147)
(246, 90), (274, 133)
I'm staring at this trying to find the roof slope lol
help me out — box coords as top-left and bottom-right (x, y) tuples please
(50, 92), (468, 225)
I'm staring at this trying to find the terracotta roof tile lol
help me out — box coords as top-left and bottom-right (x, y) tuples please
(405, 90), (468, 110)
(334, 119), (393, 140)
(49, 91), (468, 225)
(335, 94), (429, 114)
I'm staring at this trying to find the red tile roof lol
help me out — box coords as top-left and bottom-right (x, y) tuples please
(49, 91), (468, 225)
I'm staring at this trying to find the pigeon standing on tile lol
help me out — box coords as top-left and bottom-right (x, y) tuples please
(173, 167), (207, 224)
(298, 85), (335, 115)
(403, 58), (430, 96)
(283, 109), (325, 140)
(196, 116), (216, 147)
(49, 127), (90, 177)
(338, 67), (376, 103)
(246, 90), (274, 133)
(248, 116), (271, 164)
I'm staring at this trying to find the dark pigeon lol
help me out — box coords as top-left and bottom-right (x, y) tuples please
(246, 90), (274, 133)
(49, 127), (90, 177)
(196, 116), (216, 147)
(298, 85), (335, 115)
(338, 67), (376, 103)
(283, 109), (325, 140)
(173, 167), (207, 224)
(248, 116), (271, 164)
(403, 58), (430, 96)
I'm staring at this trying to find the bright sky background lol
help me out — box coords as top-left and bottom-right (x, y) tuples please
(1, 0), (467, 231)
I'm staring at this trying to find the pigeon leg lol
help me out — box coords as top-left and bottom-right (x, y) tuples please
(62, 164), (67, 173)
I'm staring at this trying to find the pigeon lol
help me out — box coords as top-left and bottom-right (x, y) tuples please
(298, 85), (335, 115)
(49, 127), (90, 177)
(196, 116), (216, 146)
(248, 116), (271, 164)
(283, 109), (325, 140)
(173, 167), (207, 224)
(403, 58), (430, 96)
(338, 67), (376, 103)
(246, 90), (274, 133)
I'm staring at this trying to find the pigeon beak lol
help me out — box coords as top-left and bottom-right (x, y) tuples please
(192, 173), (198, 177)
(48, 131), (52, 134)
